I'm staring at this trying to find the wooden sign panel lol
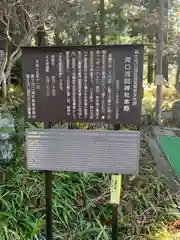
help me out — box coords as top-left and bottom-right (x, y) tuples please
(26, 129), (140, 174)
(22, 45), (144, 124)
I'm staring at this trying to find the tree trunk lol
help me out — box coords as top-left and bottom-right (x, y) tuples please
(163, 55), (168, 82)
(155, 0), (164, 123)
(35, 26), (47, 47)
(91, 25), (97, 45)
(2, 74), (7, 98)
(147, 31), (154, 84)
(0, 41), (8, 98)
(100, 0), (105, 44)
(148, 54), (154, 84)
(54, 30), (64, 45)
(176, 52), (180, 87)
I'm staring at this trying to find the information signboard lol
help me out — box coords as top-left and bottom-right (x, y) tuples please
(22, 45), (144, 124)
(26, 129), (140, 174)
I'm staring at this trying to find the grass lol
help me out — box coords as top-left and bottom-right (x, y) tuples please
(0, 85), (179, 239)
(0, 131), (179, 240)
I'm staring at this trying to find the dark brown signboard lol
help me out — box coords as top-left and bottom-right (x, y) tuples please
(22, 45), (144, 124)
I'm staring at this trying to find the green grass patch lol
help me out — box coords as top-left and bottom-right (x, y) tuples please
(0, 138), (179, 240)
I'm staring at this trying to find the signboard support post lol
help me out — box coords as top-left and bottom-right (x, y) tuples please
(112, 204), (118, 240)
(44, 122), (53, 240)
(112, 124), (120, 240)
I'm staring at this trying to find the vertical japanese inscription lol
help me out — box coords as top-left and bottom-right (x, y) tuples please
(72, 51), (76, 119)
(51, 54), (55, 66)
(132, 50), (139, 106)
(89, 50), (94, 120)
(77, 51), (83, 119)
(50, 54), (56, 97)
(51, 75), (56, 96)
(107, 53), (113, 120)
(26, 74), (31, 119)
(115, 78), (120, 120)
(35, 59), (40, 90)
(101, 50), (106, 120)
(123, 56), (132, 112)
(66, 51), (71, 116)
(30, 74), (36, 119)
(84, 51), (88, 119)
(45, 55), (50, 97)
(58, 53), (64, 91)
(95, 50), (101, 120)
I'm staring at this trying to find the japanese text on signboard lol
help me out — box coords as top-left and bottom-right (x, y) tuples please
(22, 45), (144, 124)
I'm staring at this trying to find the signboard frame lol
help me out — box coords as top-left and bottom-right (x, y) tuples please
(25, 129), (140, 174)
(22, 44), (144, 125)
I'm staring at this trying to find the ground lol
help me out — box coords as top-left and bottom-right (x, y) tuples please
(0, 127), (179, 239)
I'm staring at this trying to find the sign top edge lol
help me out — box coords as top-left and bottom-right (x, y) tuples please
(25, 129), (141, 134)
(21, 44), (144, 50)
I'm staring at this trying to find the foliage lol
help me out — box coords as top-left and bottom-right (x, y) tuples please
(0, 127), (179, 239)
(0, 1), (180, 239)
(143, 83), (180, 114)
(0, 87), (178, 239)
(0, 0), (179, 87)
